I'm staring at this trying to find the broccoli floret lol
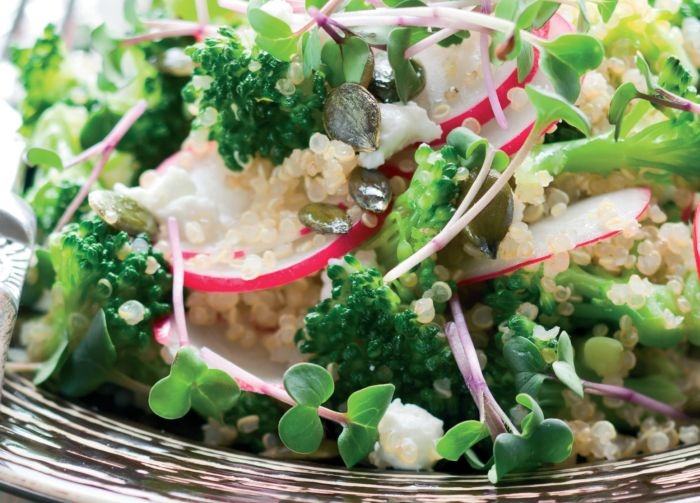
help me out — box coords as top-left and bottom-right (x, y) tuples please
(10, 25), (79, 135)
(370, 143), (461, 270)
(483, 267), (558, 325)
(221, 392), (283, 453)
(22, 216), (172, 394)
(184, 26), (327, 170)
(25, 178), (87, 242)
(296, 255), (473, 426)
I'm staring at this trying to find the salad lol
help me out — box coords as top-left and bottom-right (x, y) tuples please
(6, 0), (700, 483)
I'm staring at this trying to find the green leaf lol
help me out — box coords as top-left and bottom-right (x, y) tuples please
(515, 392), (544, 434)
(302, 28), (322, 77)
(342, 37), (372, 85)
(191, 368), (241, 421)
(283, 362), (334, 407)
(517, 42), (534, 83)
(488, 419), (573, 483)
(503, 337), (548, 374)
(248, 3), (293, 38)
(278, 404), (324, 453)
(525, 85), (591, 136)
(26, 147), (64, 170)
(337, 423), (378, 467)
(387, 28), (425, 103)
(539, 34), (604, 102)
(34, 337), (68, 385)
(608, 82), (638, 141)
(557, 331), (574, 365)
(635, 54), (655, 94)
(255, 35), (299, 62)
(305, 0), (325, 8)
(149, 373), (193, 419)
(123, 0), (144, 31)
(552, 361), (584, 397)
(436, 420), (489, 461)
(346, 384), (394, 428)
(321, 42), (345, 88)
(575, 0), (590, 32)
(170, 346), (208, 383)
(597, 0), (618, 22)
(58, 310), (117, 396)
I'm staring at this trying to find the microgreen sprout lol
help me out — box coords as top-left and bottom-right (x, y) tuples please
(383, 85), (593, 284)
(23, 99), (148, 233)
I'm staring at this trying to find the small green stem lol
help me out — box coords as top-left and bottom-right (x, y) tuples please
(108, 370), (152, 397)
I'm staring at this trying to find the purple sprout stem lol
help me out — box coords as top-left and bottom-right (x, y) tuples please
(196, 0), (210, 27)
(383, 125), (542, 284)
(480, 32), (508, 129)
(447, 294), (517, 438)
(582, 379), (693, 423)
(639, 89), (700, 115)
(217, 0), (249, 13)
(167, 217), (189, 348)
(200, 347), (349, 426)
(308, 7), (345, 44)
(332, 7), (541, 44)
(121, 24), (217, 46)
(54, 100), (148, 232)
(294, 0), (347, 36)
(404, 27), (458, 58)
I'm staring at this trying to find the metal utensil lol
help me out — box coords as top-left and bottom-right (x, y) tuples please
(0, 98), (35, 397)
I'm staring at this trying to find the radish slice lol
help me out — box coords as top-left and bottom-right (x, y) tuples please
(693, 205), (700, 278)
(123, 141), (386, 293)
(458, 187), (652, 284)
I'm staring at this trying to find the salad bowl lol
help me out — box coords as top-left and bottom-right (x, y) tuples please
(3, 0), (700, 501)
(2, 372), (700, 502)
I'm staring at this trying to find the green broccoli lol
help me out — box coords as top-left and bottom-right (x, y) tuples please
(22, 216), (173, 395)
(184, 26), (327, 170)
(484, 263), (700, 349)
(295, 255), (473, 426)
(10, 25), (80, 135)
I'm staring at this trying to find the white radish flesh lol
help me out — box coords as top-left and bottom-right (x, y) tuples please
(458, 187), (652, 284)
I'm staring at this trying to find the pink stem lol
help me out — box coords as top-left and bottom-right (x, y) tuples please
(63, 141), (104, 169)
(293, 0), (346, 36)
(480, 31), (508, 129)
(121, 25), (217, 46)
(196, 0), (210, 27)
(200, 347), (349, 425)
(404, 27), (458, 59)
(582, 380), (692, 423)
(167, 217), (189, 347)
(447, 294), (517, 437)
(54, 100), (148, 232)
(217, 0), (249, 13)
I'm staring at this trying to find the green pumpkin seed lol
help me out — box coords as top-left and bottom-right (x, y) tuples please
(368, 52), (425, 104)
(323, 83), (381, 152)
(462, 172), (514, 258)
(348, 167), (392, 213)
(89, 190), (159, 239)
(298, 203), (352, 235)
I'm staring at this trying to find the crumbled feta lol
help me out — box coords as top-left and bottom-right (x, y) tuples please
(359, 102), (441, 169)
(369, 399), (443, 470)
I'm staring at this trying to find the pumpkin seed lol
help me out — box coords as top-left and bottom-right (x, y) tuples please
(348, 167), (392, 213)
(89, 190), (159, 239)
(298, 203), (352, 235)
(369, 51), (426, 103)
(462, 172), (514, 258)
(323, 83), (381, 152)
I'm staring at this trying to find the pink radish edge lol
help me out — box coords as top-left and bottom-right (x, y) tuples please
(458, 187), (652, 285)
(182, 211), (387, 292)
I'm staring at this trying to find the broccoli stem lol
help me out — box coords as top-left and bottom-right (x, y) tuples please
(447, 294), (517, 438)
(531, 118), (700, 180)
(555, 265), (686, 348)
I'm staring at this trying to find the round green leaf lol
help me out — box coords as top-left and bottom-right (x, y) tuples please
(170, 347), (207, 383)
(436, 420), (489, 461)
(337, 423), (377, 467)
(149, 375), (192, 420)
(346, 384), (394, 428)
(278, 405), (324, 454)
(283, 363), (334, 407)
(191, 368), (241, 421)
